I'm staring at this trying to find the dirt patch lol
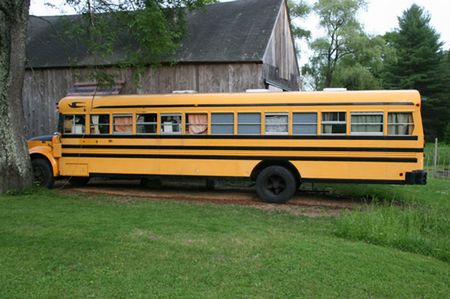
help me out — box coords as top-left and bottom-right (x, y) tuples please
(56, 178), (362, 217)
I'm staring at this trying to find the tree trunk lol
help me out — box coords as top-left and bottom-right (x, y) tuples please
(0, 0), (32, 193)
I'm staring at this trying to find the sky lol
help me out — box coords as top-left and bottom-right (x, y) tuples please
(30, 0), (450, 66)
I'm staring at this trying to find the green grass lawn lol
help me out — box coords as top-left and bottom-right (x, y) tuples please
(424, 142), (450, 173)
(1, 181), (449, 298)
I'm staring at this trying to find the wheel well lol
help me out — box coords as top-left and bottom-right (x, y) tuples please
(30, 154), (53, 171)
(251, 160), (301, 184)
(30, 153), (49, 163)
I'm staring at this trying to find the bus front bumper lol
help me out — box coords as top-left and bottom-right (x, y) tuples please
(405, 170), (427, 185)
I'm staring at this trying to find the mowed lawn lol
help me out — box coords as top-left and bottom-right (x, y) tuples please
(1, 181), (449, 298)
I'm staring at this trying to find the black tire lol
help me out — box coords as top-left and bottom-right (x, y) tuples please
(68, 177), (90, 186)
(31, 158), (54, 188)
(296, 180), (302, 190)
(256, 166), (296, 204)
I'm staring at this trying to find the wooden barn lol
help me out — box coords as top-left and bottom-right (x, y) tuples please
(24, 0), (300, 137)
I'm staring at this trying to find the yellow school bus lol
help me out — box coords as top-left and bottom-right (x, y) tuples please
(28, 90), (427, 203)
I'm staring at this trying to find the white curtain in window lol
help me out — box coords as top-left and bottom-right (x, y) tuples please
(322, 113), (334, 121)
(266, 115), (288, 133)
(351, 115), (383, 133)
(388, 113), (413, 135)
(91, 115), (100, 134)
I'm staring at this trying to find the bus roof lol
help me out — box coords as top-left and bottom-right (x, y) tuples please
(58, 90), (421, 113)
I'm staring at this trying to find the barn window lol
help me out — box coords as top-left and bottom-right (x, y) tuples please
(211, 113), (234, 135)
(90, 114), (110, 134)
(238, 113), (261, 135)
(63, 115), (85, 134)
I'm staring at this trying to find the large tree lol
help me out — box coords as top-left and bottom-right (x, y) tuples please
(288, 0), (311, 40)
(0, 0), (214, 193)
(382, 4), (446, 139)
(302, 0), (367, 89)
(330, 34), (386, 90)
(0, 0), (33, 193)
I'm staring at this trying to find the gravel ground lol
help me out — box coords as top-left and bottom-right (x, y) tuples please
(56, 177), (362, 217)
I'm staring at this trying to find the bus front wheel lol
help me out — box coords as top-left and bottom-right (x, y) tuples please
(256, 166), (296, 204)
(31, 158), (54, 188)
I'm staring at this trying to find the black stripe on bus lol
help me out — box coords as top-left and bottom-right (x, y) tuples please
(61, 134), (419, 141)
(61, 153), (417, 163)
(301, 178), (406, 184)
(61, 144), (424, 153)
(93, 102), (415, 109)
(87, 173), (407, 185)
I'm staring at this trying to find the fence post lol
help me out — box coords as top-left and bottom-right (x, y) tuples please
(433, 138), (438, 177)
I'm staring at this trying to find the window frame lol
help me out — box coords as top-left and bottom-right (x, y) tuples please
(321, 112), (347, 135)
(237, 112), (261, 135)
(63, 114), (86, 135)
(136, 113), (158, 135)
(185, 112), (208, 135)
(264, 112), (289, 135)
(292, 112), (318, 135)
(160, 113), (182, 135)
(89, 114), (110, 135)
(112, 113), (133, 135)
(387, 112), (414, 136)
(211, 112), (234, 135)
(350, 112), (384, 136)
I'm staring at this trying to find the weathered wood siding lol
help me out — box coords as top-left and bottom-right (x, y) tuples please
(263, 2), (299, 86)
(22, 63), (263, 137)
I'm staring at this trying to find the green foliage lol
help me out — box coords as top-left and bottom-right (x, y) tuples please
(332, 64), (381, 90)
(303, 0), (380, 90)
(443, 123), (450, 144)
(381, 4), (448, 140)
(0, 189), (449, 297)
(288, 0), (311, 39)
(337, 204), (449, 263)
(320, 179), (450, 263)
(382, 5), (443, 94)
(62, 0), (216, 84)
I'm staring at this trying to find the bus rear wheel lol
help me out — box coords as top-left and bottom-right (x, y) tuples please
(256, 165), (296, 204)
(31, 158), (54, 188)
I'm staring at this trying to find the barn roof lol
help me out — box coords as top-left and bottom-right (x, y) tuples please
(26, 0), (284, 68)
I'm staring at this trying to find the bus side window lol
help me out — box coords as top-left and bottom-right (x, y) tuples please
(265, 113), (288, 135)
(186, 113), (208, 134)
(293, 113), (317, 135)
(211, 113), (234, 135)
(90, 114), (110, 134)
(137, 114), (157, 134)
(161, 114), (182, 134)
(322, 112), (346, 134)
(64, 114), (85, 134)
(238, 113), (261, 135)
(351, 112), (384, 135)
(388, 112), (414, 135)
(113, 114), (133, 134)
